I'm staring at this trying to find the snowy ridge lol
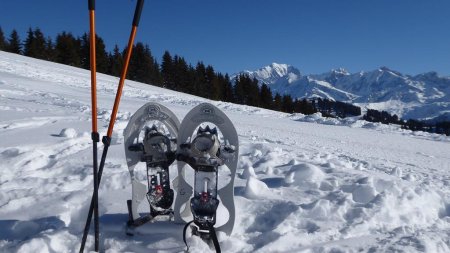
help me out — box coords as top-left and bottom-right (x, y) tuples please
(1, 51), (450, 252)
(242, 63), (300, 85)
(240, 63), (450, 121)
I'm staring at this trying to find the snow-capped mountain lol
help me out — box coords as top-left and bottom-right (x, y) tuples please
(242, 63), (302, 85)
(239, 63), (450, 121)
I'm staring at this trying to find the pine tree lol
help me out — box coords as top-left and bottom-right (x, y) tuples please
(247, 77), (261, 107)
(273, 93), (283, 111)
(233, 75), (245, 104)
(150, 57), (162, 86)
(79, 33), (90, 70)
(282, 94), (294, 113)
(302, 99), (316, 115)
(95, 36), (109, 73)
(259, 83), (273, 109)
(173, 55), (190, 92)
(24, 28), (47, 59)
(128, 42), (148, 83)
(293, 98), (316, 115)
(186, 64), (197, 94)
(80, 33), (109, 73)
(44, 36), (55, 61)
(55, 32), (81, 67)
(33, 28), (47, 59)
(128, 42), (159, 84)
(221, 74), (234, 102)
(205, 65), (218, 100)
(195, 62), (208, 97)
(161, 51), (175, 89)
(214, 73), (228, 101)
(0, 26), (7, 50)
(233, 74), (260, 106)
(7, 30), (22, 54)
(24, 28), (36, 57)
(108, 45), (123, 77)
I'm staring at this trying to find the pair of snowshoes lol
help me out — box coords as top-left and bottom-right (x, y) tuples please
(123, 102), (239, 252)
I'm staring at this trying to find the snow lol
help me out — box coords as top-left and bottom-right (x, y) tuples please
(1, 51), (450, 252)
(58, 128), (78, 138)
(244, 176), (271, 199)
(284, 163), (325, 188)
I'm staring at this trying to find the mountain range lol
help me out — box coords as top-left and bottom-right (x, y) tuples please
(239, 63), (450, 121)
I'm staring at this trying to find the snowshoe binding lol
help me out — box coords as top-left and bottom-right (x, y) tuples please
(123, 102), (180, 234)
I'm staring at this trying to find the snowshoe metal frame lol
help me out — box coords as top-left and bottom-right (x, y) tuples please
(174, 103), (239, 235)
(123, 102), (180, 225)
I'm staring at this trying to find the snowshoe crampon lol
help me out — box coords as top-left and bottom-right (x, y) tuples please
(123, 102), (180, 231)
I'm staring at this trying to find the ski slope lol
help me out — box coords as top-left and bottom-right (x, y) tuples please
(1, 51), (449, 252)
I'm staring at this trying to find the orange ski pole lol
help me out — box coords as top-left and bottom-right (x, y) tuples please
(79, 0), (145, 252)
(86, 0), (101, 251)
(89, 1), (101, 251)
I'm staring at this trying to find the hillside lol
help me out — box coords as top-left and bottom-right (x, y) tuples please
(1, 51), (449, 252)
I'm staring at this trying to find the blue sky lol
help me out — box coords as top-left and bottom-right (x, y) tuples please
(1, 0), (450, 76)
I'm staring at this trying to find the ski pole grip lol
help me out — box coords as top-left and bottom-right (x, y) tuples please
(132, 0), (145, 27)
(88, 0), (95, 10)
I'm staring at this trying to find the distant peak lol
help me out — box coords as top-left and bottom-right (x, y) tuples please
(413, 71), (440, 80)
(379, 66), (392, 72)
(422, 71), (438, 77)
(378, 66), (403, 77)
(331, 68), (349, 75)
(269, 62), (289, 69)
(261, 63), (290, 76)
(255, 63), (300, 78)
(237, 63), (302, 85)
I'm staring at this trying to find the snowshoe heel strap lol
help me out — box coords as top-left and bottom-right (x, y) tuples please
(183, 220), (221, 253)
(183, 220), (195, 251)
(208, 223), (221, 253)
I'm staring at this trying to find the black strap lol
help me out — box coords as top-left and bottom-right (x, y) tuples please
(183, 220), (195, 251)
(183, 221), (221, 253)
(208, 223), (221, 253)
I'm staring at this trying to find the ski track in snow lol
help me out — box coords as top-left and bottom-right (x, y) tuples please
(1, 51), (450, 252)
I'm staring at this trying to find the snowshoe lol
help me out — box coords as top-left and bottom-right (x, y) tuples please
(123, 102), (180, 233)
(173, 103), (239, 252)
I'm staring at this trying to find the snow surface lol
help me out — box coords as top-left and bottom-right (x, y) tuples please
(1, 51), (450, 252)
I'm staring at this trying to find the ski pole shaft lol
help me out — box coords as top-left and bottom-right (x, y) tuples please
(89, 1), (100, 251)
(79, 142), (109, 253)
(92, 138), (100, 252)
(80, 0), (100, 252)
(89, 0), (97, 134)
(106, 26), (137, 137)
(106, 0), (144, 138)
(79, 1), (145, 252)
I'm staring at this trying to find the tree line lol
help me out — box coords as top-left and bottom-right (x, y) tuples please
(312, 98), (361, 118)
(363, 109), (450, 136)
(6, 27), (446, 135)
(0, 26), (322, 115)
